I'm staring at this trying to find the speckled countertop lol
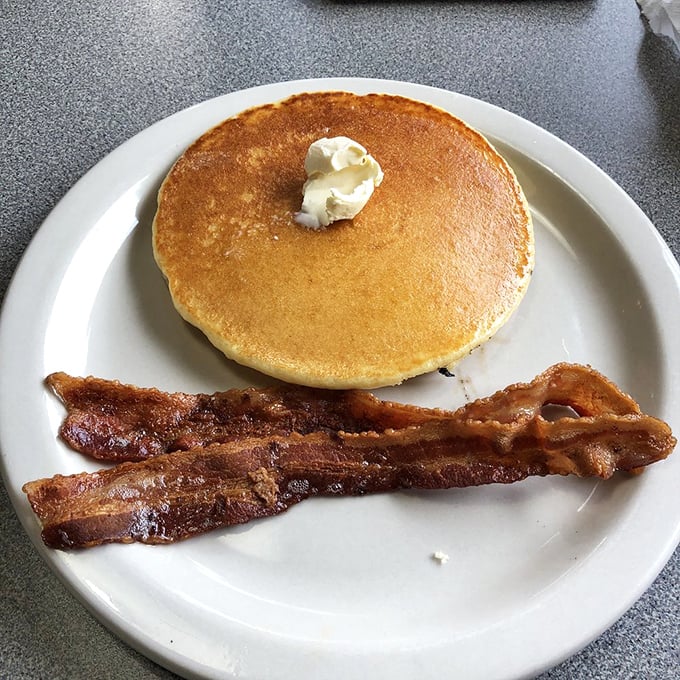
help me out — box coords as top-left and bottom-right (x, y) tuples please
(1, 1), (679, 678)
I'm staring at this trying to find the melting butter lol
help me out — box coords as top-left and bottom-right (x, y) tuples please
(294, 136), (383, 229)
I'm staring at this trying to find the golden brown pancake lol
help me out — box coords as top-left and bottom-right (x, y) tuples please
(152, 92), (534, 388)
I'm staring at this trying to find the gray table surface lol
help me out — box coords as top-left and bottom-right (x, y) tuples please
(1, 1), (679, 678)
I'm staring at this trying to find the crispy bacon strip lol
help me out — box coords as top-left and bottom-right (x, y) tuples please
(455, 362), (642, 421)
(46, 364), (645, 463)
(24, 408), (675, 549)
(45, 372), (444, 462)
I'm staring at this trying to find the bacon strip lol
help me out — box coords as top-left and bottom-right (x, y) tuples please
(455, 362), (642, 421)
(45, 372), (444, 462)
(24, 408), (675, 549)
(47, 364), (644, 463)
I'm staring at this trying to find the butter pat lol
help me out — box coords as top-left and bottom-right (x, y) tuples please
(295, 136), (384, 229)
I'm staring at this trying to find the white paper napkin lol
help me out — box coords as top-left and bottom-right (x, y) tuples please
(638, 0), (680, 50)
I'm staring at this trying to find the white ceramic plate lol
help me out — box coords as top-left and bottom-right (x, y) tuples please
(1, 78), (679, 680)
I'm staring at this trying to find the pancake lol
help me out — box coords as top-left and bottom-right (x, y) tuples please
(152, 92), (534, 389)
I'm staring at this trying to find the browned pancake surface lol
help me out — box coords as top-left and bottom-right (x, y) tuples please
(153, 92), (534, 387)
